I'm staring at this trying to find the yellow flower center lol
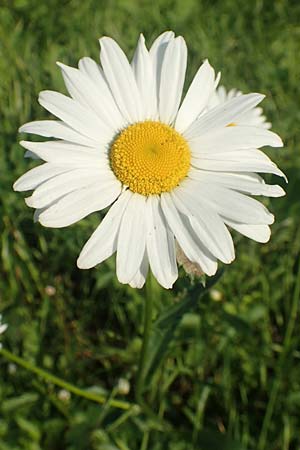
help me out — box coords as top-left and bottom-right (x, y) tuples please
(110, 121), (191, 196)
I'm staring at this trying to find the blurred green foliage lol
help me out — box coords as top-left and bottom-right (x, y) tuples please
(0, 0), (300, 449)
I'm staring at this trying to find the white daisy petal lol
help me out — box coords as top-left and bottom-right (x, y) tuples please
(146, 196), (178, 289)
(190, 126), (283, 154)
(13, 163), (72, 192)
(78, 57), (126, 130)
(179, 213), (218, 276)
(19, 140), (107, 164)
(194, 183), (274, 225)
(191, 149), (286, 179)
(78, 56), (104, 80)
(161, 193), (217, 275)
(149, 31), (175, 58)
(116, 194), (147, 284)
(175, 59), (216, 133)
(131, 34), (157, 119)
(149, 31), (175, 105)
(19, 120), (97, 147)
(77, 190), (132, 269)
(172, 186), (235, 264)
(39, 91), (113, 144)
(129, 250), (149, 289)
(184, 93), (265, 139)
(188, 170), (286, 197)
(238, 108), (271, 129)
(25, 168), (113, 209)
(38, 180), (121, 228)
(209, 85), (271, 129)
(159, 36), (187, 124)
(100, 37), (143, 123)
(57, 62), (121, 132)
(216, 86), (228, 102)
(224, 220), (271, 243)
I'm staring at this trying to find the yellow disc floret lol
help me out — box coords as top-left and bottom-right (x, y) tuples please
(110, 121), (191, 196)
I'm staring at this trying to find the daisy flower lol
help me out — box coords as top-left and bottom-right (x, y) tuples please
(14, 31), (285, 289)
(208, 85), (272, 129)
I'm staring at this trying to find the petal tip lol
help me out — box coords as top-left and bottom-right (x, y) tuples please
(272, 185), (286, 197)
(138, 33), (145, 43)
(257, 93), (266, 101)
(129, 280), (146, 289)
(24, 196), (34, 207)
(19, 140), (27, 147)
(206, 265), (218, 277)
(175, 35), (186, 48)
(99, 36), (112, 46)
(12, 180), (19, 191)
(269, 131), (284, 148)
(19, 124), (27, 133)
(263, 232), (271, 244)
(76, 256), (88, 270)
(269, 213), (275, 225)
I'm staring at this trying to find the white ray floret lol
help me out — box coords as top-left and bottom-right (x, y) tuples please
(14, 31), (285, 289)
(208, 85), (272, 129)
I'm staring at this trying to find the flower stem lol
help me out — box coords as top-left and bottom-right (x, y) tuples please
(0, 348), (135, 411)
(135, 276), (153, 406)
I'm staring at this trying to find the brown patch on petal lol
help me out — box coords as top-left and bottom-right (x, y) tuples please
(175, 242), (203, 277)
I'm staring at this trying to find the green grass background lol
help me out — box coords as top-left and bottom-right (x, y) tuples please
(1, 0), (300, 449)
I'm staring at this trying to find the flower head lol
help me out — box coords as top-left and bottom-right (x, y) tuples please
(14, 32), (285, 289)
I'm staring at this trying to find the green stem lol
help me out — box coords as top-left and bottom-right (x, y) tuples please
(0, 348), (135, 411)
(136, 277), (153, 406)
